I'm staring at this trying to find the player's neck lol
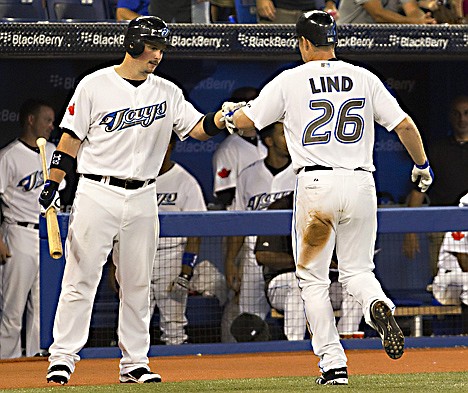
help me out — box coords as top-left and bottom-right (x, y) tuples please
(19, 133), (39, 149)
(454, 132), (468, 143)
(114, 64), (148, 82)
(264, 154), (290, 170)
(158, 161), (174, 176)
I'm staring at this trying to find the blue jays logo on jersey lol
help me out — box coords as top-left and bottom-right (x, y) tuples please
(17, 170), (44, 192)
(157, 192), (177, 206)
(100, 102), (167, 132)
(247, 190), (292, 211)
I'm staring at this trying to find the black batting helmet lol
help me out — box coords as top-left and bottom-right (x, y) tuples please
(124, 16), (172, 58)
(296, 10), (337, 47)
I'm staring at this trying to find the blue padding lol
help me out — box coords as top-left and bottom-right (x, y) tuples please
(41, 207), (468, 239)
(393, 299), (424, 307)
(77, 336), (468, 359)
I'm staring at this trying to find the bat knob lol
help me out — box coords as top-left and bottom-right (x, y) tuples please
(36, 137), (47, 148)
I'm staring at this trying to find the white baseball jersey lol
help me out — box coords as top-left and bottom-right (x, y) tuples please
(156, 162), (206, 250)
(0, 139), (55, 223)
(437, 232), (467, 271)
(433, 231), (468, 306)
(243, 60), (407, 173)
(49, 66), (204, 375)
(236, 159), (295, 255)
(0, 139), (54, 359)
(243, 59), (405, 372)
(235, 160), (296, 211)
(212, 133), (267, 195)
(61, 66), (203, 179)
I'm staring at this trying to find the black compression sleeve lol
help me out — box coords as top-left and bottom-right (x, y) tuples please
(203, 112), (223, 136)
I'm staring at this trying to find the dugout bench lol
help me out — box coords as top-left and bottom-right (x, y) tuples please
(40, 208), (468, 348)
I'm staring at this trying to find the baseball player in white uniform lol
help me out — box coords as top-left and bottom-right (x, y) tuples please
(223, 11), (433, 385)
(212, 133), (267, 209)
(0, 99), (55, 359)
(39, 16), (230, 385)
(432, 231), (468, 333)
(151, 136), (206, 345)
(229, 122), (295, 325)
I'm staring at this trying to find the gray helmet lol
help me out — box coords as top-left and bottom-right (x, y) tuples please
(296, 10), (337, 47)
(124, 16), (172, 58)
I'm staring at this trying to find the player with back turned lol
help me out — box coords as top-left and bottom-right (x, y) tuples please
(38, 16), (229, 385)
(222, 10), (433, 385)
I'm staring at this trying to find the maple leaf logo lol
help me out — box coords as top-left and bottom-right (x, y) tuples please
(68, 103), (75, 116)
(217, 168), (231, 178)
(451, 232), (465, 241)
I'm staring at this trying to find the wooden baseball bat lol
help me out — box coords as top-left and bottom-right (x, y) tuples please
(36, 137), (63, 259)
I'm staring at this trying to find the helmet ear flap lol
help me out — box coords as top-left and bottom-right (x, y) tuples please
(125, 39), (145, 58)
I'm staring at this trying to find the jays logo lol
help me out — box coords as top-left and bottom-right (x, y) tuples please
(100, 102), (167, 132)
(247, 191), (292, 211)
(17, 170), (44, 192)
(157, 192), (177, 206)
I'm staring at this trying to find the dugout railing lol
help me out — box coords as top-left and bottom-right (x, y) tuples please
(39, 207), (468, 352)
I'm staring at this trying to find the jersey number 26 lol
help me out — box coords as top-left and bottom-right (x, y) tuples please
(303, 98), (365, 145)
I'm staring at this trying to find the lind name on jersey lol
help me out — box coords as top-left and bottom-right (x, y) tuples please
(310, 76), (353, 94)
(100, 102), (167, 132)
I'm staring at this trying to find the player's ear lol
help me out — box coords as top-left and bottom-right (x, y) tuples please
(27, 113), (35, 127)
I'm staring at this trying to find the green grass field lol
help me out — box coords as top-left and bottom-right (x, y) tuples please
(3, 373), (467, 393)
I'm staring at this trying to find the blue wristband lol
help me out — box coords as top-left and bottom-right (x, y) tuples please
(182, 252), (198, 269)
(415, 160), (429, 169)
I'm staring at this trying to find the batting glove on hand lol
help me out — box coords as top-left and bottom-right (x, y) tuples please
(221, 101), (246, 135)
(411, 161), (434, 193)
(39, 180), (61, 215)
(168, 273), (191, 293)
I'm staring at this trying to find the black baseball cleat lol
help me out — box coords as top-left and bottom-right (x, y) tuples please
(120, 367), (162, 383)
(46, 364), (71, 385)
(371, 300), (405, 360)
(315, 367), (348, 385)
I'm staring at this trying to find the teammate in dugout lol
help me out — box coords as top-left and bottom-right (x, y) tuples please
(150, 134), (206, 344)
(38, 16), (230, 385)
(228, 122), (295, 334)
(432, 228), (468, 334)
(222, 10), (433, 385)
(0, 99), (56, 359)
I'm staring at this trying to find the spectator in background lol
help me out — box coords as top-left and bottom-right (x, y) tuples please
(227, 122), (294, 339)
(257, 0), (339, 23)
(255, 194), (364, 341)
(337, 0), (436, 23)
(210, 0), (235, 21)
(403, 95), (468, 275)
(418, 0), (465, 23)
(149, 0), (210, 22)
(431, 228), (468, 334)
(116, 0), (149, 20)
(150, 135), (206, 345)
(0, 99), (56, 358)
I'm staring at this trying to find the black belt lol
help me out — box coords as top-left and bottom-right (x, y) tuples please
(303, 165), (368, 172)
(17, 221), (39, 230)
(82, 174), (155, 190)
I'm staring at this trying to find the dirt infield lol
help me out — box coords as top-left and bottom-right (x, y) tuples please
(0, 348), (467, 389)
